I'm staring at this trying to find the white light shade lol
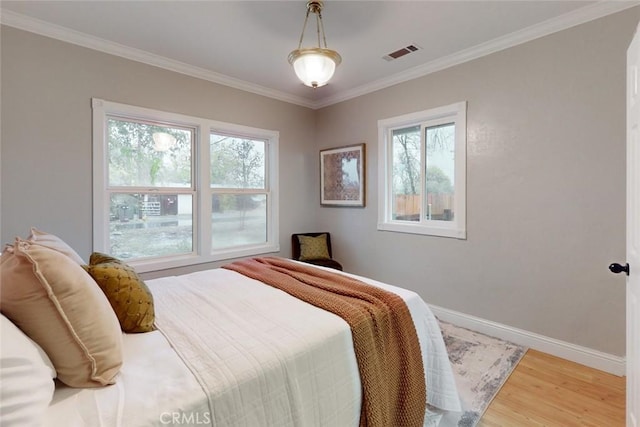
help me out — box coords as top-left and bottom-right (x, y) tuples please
(152, 132), (177, 152)
(289, 48), (341, 88)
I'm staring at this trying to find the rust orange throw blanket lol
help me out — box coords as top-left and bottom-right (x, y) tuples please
(223, 257), (426, 427)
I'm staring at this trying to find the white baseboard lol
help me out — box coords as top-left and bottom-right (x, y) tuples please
(429, 304), (626, 376)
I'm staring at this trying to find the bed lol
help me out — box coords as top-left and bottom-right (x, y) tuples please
(0, 230), (461, 427)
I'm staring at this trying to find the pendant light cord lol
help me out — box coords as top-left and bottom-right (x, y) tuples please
(297, 3), (328, 50)
(297, 9), (311, 49)
(317, 10), (328, 49)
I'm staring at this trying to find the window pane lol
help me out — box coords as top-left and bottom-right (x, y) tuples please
(425, 123), (455, 221)
(210, 134), (265, 189)
(109, 193), (193, 259)
(211, 194), (266, 250)
(391, 126), (421, 221)
(107, 117), (192, 188)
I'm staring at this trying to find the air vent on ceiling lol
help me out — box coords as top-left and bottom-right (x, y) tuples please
(383, 44), (421, 61)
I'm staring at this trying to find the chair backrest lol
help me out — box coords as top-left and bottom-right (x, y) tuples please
(291, 232), (333, 260)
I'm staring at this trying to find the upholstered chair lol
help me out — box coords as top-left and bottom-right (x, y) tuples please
(291, 232), (343, 271)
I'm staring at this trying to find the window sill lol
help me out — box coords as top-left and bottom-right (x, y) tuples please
(127, 243), (280, 273)
(377, 221), (466, 239)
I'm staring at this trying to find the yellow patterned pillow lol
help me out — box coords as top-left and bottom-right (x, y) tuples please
(88, 252), (121, 265)
(298, 234), (330, 261)
(84, 253), (155, 333)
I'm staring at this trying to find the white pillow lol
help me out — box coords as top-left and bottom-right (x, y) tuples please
(27, 227), (85, 264)
(0, 315), (56, 426)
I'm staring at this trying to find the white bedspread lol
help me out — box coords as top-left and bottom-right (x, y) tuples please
(45, 265), (460, 427)
(45, 331), (207, 427)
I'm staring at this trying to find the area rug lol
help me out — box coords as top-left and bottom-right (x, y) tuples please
(427, 320), (527, 427)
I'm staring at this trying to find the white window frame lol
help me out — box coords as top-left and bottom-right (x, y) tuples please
(377, 101), (467, 239)
(92, 98), (279, 272)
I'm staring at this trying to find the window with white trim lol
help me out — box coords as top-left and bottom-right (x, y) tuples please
(92, 99), (279, 272)
(377, 102), (466, 239)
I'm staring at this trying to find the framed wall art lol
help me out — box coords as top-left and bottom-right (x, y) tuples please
(320, 143), (366, 207)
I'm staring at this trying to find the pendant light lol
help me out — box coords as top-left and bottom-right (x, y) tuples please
(288, 1), (341, 89)
(152, 132), (176, 152)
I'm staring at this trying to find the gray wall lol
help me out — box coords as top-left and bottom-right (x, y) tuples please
(315, 9), (639, 356)
(2, 9), (638, 356)
(1, 26), (318, 278)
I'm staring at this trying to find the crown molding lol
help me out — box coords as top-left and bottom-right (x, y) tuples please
(0, 9), (316, 109)
(2, 1), (638, 110)
(315, 0), (640, 109)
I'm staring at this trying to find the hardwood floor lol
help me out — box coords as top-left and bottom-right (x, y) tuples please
(479, 349), (626, 426)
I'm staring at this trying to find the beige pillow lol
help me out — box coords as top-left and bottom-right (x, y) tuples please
(0, 240), (123, 388)
(27, 227), (85, 264)
(84, 252), (155, 333)
(298, 234), (331, 261)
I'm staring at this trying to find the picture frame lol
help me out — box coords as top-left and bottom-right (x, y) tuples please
(320, 143), (366, 207)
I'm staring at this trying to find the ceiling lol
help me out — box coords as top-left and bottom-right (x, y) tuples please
(1, 1), (637, 109)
